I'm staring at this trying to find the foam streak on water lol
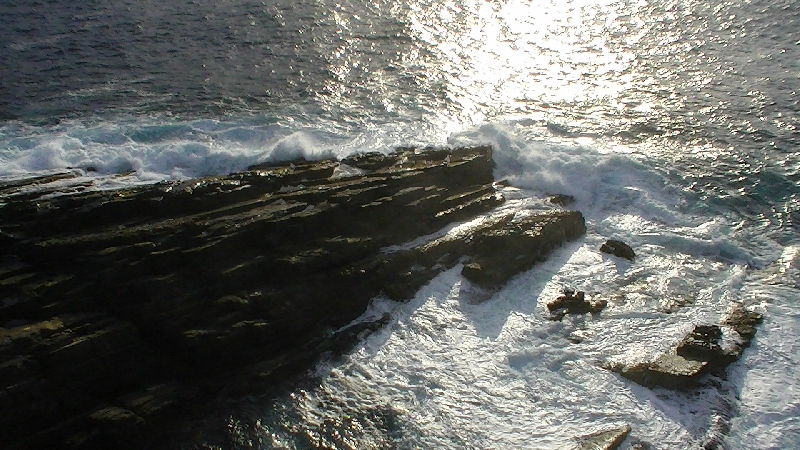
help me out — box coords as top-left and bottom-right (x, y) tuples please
(0, 117), (451, 185)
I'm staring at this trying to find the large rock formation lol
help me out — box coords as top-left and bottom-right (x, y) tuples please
(609, 304), (763, 390)
(0, 146), (586, 449)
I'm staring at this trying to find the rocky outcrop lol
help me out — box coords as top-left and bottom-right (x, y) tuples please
(575, 425), (631, 450)
(548, 289), (607, 320)
(609, 304), (763, 390)
(600, 240), (635, 261)
(0, 146), (586, 449)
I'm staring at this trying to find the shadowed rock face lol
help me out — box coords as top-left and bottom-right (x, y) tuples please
(0, 146), (586, 449)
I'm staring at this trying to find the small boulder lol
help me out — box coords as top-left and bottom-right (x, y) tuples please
(461, 262), (486, 284)
(614, 354), (709, 389)
(548, 289), (607, 320)
(600, 240), (635, 261)
(576, 424), (631, 450)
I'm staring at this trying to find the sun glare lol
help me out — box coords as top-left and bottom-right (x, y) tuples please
(406, 0), (641, 126)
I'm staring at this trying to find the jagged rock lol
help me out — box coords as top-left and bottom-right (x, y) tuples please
(0, 146), (586, 449)
(676, 325), (723, 360)
(610, 305), (763, 390)
(600, 239), (635, 261)
(722, 303), (763, 340)
(548, 194), (575, 206)
(576, 425), (631, 450)
(0, 314), (156, 448)
(548, 289), (607, 320)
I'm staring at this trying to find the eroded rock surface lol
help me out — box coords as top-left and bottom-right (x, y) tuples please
(0, 146), (586, 449)
(610, 304), (763, 390)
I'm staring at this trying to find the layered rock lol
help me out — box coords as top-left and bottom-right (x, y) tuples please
(0, 146), (586, 448)
(609, 304), (763, 390)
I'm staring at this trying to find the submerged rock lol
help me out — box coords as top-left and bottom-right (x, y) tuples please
(0, 146), (586, 449)
(609, 304), (763, 390)
(600, 239), (636, 261)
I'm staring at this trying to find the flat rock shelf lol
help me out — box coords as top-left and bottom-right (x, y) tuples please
(0, 146), (587, 449)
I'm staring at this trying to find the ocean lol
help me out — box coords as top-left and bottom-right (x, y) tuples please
(1, 0), (799, 448)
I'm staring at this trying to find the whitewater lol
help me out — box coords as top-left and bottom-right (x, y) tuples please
(2, 0), (799, 448)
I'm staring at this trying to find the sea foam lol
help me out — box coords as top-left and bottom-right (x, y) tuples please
(0, 116), (445, 187)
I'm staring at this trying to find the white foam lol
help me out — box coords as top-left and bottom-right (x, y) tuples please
(240, 120), (800, 448)
(0, 116), (450, 188)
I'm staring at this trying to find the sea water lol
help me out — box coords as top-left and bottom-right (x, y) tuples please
(1, 0), (798, 448)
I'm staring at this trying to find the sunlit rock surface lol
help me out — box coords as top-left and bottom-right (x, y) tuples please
(575, 424), (632, 450)
(609, 304), (763, 390)
(0, 146), (586, 449)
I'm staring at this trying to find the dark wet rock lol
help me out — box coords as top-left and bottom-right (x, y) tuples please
(722, 303), (763, 340)
(459, 212), (586, 288)
(600, 239), (636, 261)
(340, 151), (396, 172)
(613, 354), (710, 390)
(548, 194), (575, 206)
(609, 304), (763, 390)
(548, 289), (607, 320)
(576, 424), (631, 450)
(88, 406), (144, 428)
(0, 146), (586, 449)
(0, 314), (157, 449)
(676, 325), (723, 360)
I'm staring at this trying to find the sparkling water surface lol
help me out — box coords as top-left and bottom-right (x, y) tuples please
(1, 0), (799, 448)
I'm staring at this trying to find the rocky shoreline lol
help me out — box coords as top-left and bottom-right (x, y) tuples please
(0, 145), (763, 449)
(0, 146), (588, 449)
